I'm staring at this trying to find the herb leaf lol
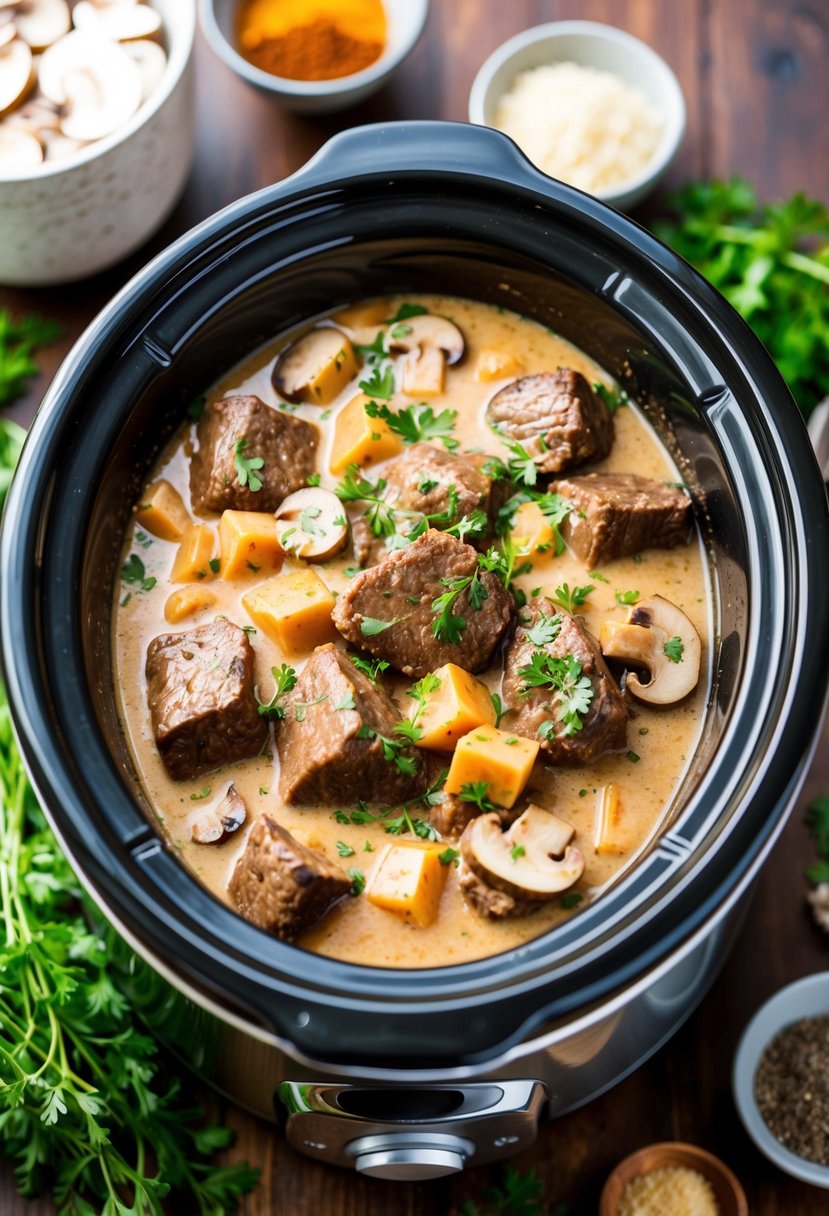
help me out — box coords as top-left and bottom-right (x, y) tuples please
(552, 583), (594, 614)
(664, 635), (684, 663)
(121, 552), (156, 593)
(360, 615), (403, 636)
(256, 663), (298, 719)
(234, 438), (264, 491)
(365, 399), (458, 450)
(519, 652), (595, 736)
(615, 588), (640, 606)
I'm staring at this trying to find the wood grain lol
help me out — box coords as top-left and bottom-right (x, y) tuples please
(2, 1), (828, 1212)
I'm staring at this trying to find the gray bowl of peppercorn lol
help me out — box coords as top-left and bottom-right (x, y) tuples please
(733, 972), (829, 1187)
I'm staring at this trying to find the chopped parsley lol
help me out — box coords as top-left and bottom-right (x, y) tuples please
(349, 655), (390, 682)
(386, 302), (428, 324)
(525, 611), (562, 647)
(490, 691), (506, 728)
(458, 781), (498, 812)
(360, 615), (404, 636)
(359, 366), (395, 399)
(208, 557), (220, 574)
(592, 381), (628, 415)
(357, 725), (419, 776)
(348, 867), (366, 896)
(495, 433), (538, 487)
(306, 472), (321, 487)
(189, 786), (211, 801)
(615, 589), (641, 606)
(395, 672), (441, 744)
(590, 570), (609, 584)
(510, 844), (526, 862)
(627, 750), (641, 763)
(233, 438), (264, 492)
(334, 693), (356, 712)
(256, 663), (298, 720)
(438, 847), (460, 866)
(561, 891), (583, 909)
(664, 635), (684, 663)
(552, 583), (594, 614)
(431, 562), (490, 643)
(120, 553), (156, 594)
(365, 400), (458, 451)
(294, 694), (328, 722)
(519, 652), (595, 737)
(336, 841), (355, 857)
(187, 393), (206, 421)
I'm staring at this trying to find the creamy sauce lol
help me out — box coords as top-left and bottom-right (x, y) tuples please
(112, 295), (711, 968)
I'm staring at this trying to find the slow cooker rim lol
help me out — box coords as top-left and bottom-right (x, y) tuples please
(2, 122), (827, 1065)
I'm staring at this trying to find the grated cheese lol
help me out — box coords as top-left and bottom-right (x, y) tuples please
(493, 61), (663, 195)
(618, 1165), (720, 1216)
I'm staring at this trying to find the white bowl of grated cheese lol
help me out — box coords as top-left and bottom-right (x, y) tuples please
(468, 21), (685, 211)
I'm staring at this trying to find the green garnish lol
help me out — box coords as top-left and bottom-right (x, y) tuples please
(233, 438), (264, 491)
(294, 694), (327, 722)
(365, 400), (458, 451)
(256, 663), (298, 720)
(0, 312), (60, 407)
(510, 844), (526, 862)
(664, 636), (684, 663)
(552, 583), (594, 614)
(348, 867), (366, 896)
(385, 302), (428, 323)
(525, 611), (562, 647)
(592, 382), (628, 415)
(519, 652), (595, 737)
(431, 562), (490, 643)
(120, 553), (156, 594)
(561, 892), (583, 909)
(359, 366), (395, 399)
(360, 615), (403, 636)
(334, 693), (356, 711)
(336, 840), (355, 857)
(190, 786), (211, 801)
(208, 557), (221, 573)
(438, 847), (460, 867)
(395, 672), (441, 744)
(615, 589), (640, 606)
(490, 691), (506, 728)
(307, 472), (321, 487)
(458, 781), (498, 812)
(357, 725), (419, 776)
(590, 570), (609, 584)
(349, 655), (390, 682)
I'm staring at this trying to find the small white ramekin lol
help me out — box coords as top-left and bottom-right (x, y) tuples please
(0, 0), (196, 287)
(200, 0), (428, 116)
(468, 20), (686, 212)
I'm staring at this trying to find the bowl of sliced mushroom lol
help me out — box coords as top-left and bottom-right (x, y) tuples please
(0, 0), (195, 285)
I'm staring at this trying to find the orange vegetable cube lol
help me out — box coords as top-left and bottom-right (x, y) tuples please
(445, 725), (539, 809)
(329, 392), (403, 474)
(136, 480), (192, 541)
(164, 586), (218, 624)
(511, 501), (555, 560)
(475, 348), (523, 383)
(242, 568), (336, 654)
(365, 841), (449, 928)
(170, 524), (216, 584)
(219, 511), (283, 580)
(414, 663), (496, 752)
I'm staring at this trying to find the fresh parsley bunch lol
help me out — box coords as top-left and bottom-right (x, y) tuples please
(654, 178), (829, 418)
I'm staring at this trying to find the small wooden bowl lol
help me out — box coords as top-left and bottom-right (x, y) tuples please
(599, 1142), (748, 1216)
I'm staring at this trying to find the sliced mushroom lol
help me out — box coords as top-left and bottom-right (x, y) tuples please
(5, 93), (61, 133)
(72, 0), (162, 42)
(13, 0), (70, 52)
(461, 805), (584, 901)
(388, 314), (465, 397)
(191, 784), (247, 845)
(0, 38), (34, 116)
(122, 37), (165, 101)
(40, 127), (84, 160)
(0, 22), (16, 50)
(272, 327), (359, 405)
(600, 593), (701, 706)
(0, 123), (42, 168)
(40, 30), (142, 140)
(274, 486), (348, 561)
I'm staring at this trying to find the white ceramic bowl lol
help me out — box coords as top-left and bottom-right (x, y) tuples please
(200, 0), (428, 115)
(733, 972), (829, 1188)
(0, 0), (196, 287)
(468, 20), (685, 211)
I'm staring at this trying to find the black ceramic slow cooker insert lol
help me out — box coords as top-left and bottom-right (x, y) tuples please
(1, 124), (827, 1170)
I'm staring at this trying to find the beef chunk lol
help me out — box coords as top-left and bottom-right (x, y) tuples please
(190, 394), (319, 514)
(332, 529), (513, 679)
(551, 472), (691, 568)
(430, 792), (522, 841)
(277, 645), (426, 805)
(458, 861), (534, 921)
(352, 443), (496, 567)
(487, 371), (614, 475)
(146, 619), (267, 781)
(229, 815), (351, 940)
(503, 600), (629, 765)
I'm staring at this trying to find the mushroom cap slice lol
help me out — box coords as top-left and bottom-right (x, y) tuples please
(5, 93), (61, 133)
(462, 805), (584, 901)
(191, 784), (247, 845)
(274, 486), (348, 561)
(0, 23), (16, 50)
(122, 36), (166, 102)
(14, 0), (70, 52)
(0, 124), (43, 169)
(0, 38), (34, 116)
(272, 327), (356, 404)
(600, 593), (701, 706)
(387, 314), (465, 365)
(73, 0), (163, 43)
(40, 29), (142, 140)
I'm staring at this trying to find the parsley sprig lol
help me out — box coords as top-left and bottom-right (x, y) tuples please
(458, 781), (498, 812)
(395, 673), (441, 744)
(256, 663), (298, 720)
(0, 311), (60, 407)
(519, 652), (595, 737)
(365, 400), (459, 450)
(552, 583), (594, 613)
(431, 561), (490, 643)
(234, 437), (264, 491)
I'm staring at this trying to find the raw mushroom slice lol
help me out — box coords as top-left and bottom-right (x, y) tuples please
(40, 29), (142, 141)
(0, 22), (16, 50)
(600, 593), (701, 706)
(191, 784), (247, 845)
(5, 94), (61, 133)
(272, 327), (359, 405)
(40, 127), (84, 160)
(72, 0), (163, 42)
(13, 0), (70, 52)
(274, 486), (348, 560)
(123, 37), (166, 102)
(0, 38), (34, 116)
(0, 124), (43, 168)
(388, 314), (465, 396)
(461, 804), (584, 901)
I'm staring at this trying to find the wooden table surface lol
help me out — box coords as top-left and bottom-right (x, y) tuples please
(3, 2), (829, 1213)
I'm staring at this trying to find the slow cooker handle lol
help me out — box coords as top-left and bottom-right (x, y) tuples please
(288, 119), (550, 196)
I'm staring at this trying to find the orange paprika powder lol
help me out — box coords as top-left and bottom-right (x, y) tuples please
(236, 0), (386, 82)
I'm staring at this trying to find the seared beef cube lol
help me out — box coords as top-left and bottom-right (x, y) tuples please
(352, 443), (495, 567)
(458, 861), (534, 921)
(551, 472), (691, 568)
(229, 814), (351, 940)
(430, 792), (522, 841)
(277, 645), (425, 805)
(333, 529), (513, 679)
(146, 619), (267, 781)
(190, 394), (319, 514)
(503, 601), (629, 765)
(487, 371), (614, 475)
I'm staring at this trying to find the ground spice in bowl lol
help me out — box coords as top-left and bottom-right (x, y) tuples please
(755, 1014), (829, 1163)
(236, 0), (386, 81)
(618, 1165), (720, 1215)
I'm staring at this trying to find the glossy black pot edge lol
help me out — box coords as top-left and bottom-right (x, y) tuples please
(2, 123), (828, 1067)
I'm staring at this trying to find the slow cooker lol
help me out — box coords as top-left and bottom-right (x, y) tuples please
(2, 122), (828, 1181)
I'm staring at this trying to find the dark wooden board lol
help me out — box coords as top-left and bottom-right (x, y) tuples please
(3, 1), (829, 1211)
